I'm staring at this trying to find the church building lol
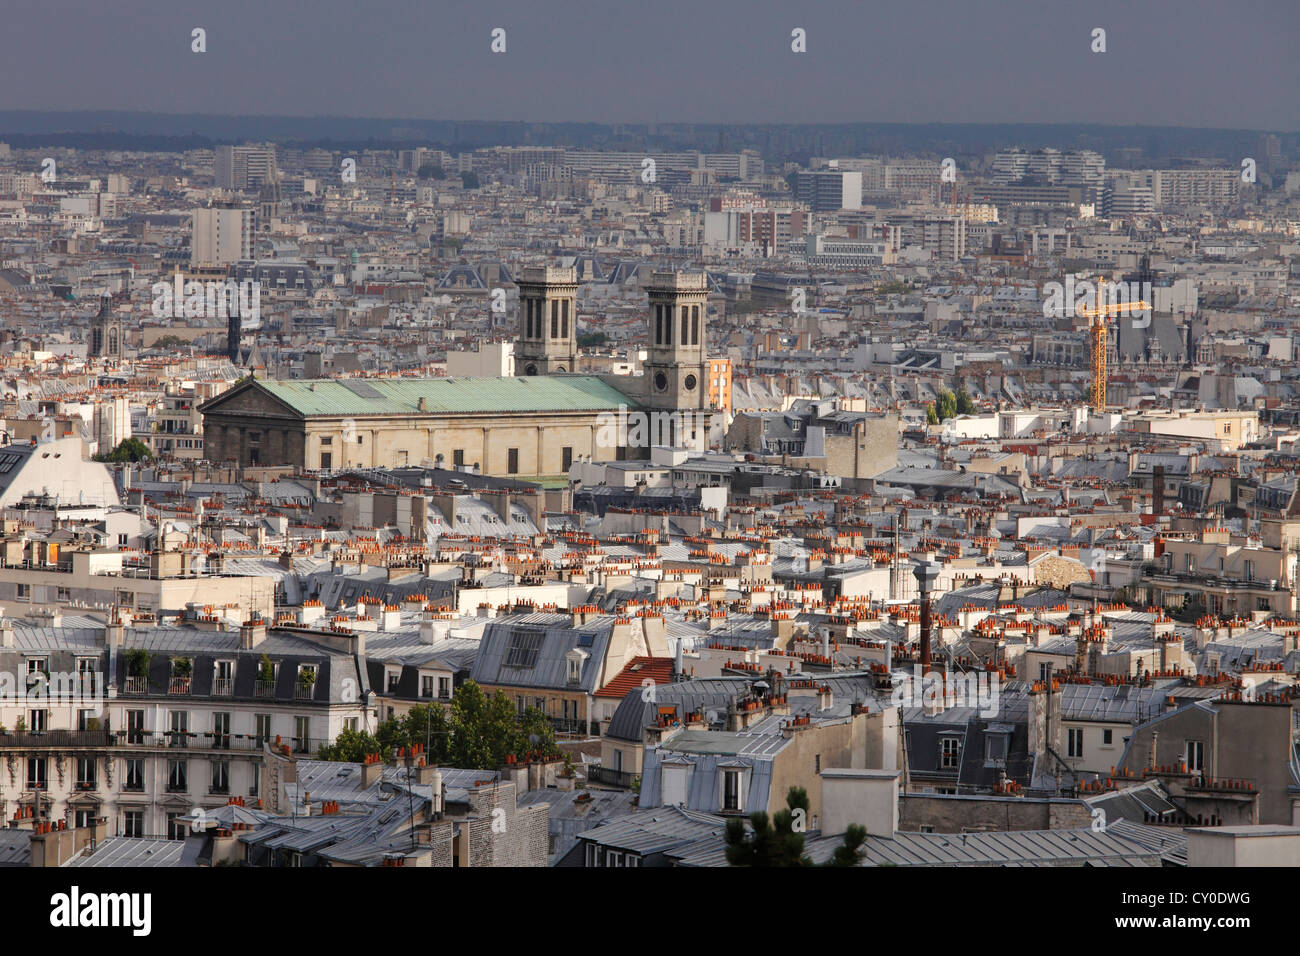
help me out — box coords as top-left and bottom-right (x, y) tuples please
(199, 268), (720, 477)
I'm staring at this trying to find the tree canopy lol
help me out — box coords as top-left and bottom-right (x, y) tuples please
(316, 680), (560, 768)
(95, 437), (154, 463)
(724, 786), (812, 867)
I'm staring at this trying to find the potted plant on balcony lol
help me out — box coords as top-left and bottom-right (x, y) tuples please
(258, 655), (275, 683)
(172, 657), (193, 679)
(125, 648), (151, 683)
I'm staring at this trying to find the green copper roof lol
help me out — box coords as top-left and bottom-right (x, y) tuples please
(254, 376), (638, 417)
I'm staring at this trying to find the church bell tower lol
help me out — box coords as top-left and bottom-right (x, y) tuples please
(516, 266), (578, 375)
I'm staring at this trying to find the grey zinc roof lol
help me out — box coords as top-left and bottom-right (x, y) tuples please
(575, 805), (726, 856)
(470, 613), (614, 692)
(66, 836), (204, 867)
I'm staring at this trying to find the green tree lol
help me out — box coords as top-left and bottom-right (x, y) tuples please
(926, 404), (939, 426)
(150, 334), (191, 350)
(825, 823), (867, 866)
(417, 163), (446, 180)
(460, 170), (480, 189)
(318, 727), (385, 762)
(576, 331), (608, 348)
(935, 389), (957, 422)
(724, 786), (812, 867)
(317, 680), (560, 769)
(955, 387), (976, 416)
(95, 437), (154, 463)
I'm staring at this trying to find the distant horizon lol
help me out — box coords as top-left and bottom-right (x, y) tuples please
(0, 108), (1294, 136)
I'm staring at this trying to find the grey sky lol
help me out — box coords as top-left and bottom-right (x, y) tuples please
(1, 0), (1296, 130)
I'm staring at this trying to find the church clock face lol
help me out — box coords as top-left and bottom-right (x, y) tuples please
(653, 371), (668, 392)
(684, 374), (697, 391)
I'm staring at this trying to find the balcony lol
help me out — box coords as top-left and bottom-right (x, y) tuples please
(168, 677), (192, 696)
(586, 766), (639, 789)
(165, 781), (188, 794)
(74, 781), (97, 792)
(124, 676), (148, 695)
(294, 684), (315, 701)
(212, 677), (234, 697)
(0, 730), (115, 749)
(254, 680), (277, 699)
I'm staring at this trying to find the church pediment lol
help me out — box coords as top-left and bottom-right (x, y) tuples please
(199, 379), (303, 420)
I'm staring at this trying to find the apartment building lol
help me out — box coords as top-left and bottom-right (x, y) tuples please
(214, 144), (278, 191)
(0, 615), (369, 839)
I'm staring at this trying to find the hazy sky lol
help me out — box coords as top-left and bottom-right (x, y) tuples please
(2, 0), (1296, 130)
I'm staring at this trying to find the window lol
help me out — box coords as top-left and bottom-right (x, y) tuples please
(321, 436), (332, 446)
(343, 717), (359, 733)
(320, 452), (332, 470)
(439, 677), (451, 700)
(507, 447), (519, 474)
(166, 812), (187, 841)
(125, 758), (144, 791)
(1067, 728), (1084, 758)
(814, 754), (821, 774)
(167, 759), (187, 792)
(1186, 740), (1204, 772)
(940, 737), (961, 769)
(76, 757), (96, 789)
(255, 714), (272, 746)
(293, 716), (310, 753)
(1038, 662), (1051, 682)
(168, 710), (189, 747)
(77, 658), (98, 695)
(27, 757), (47, 790)
(985, 734), (1008, 763)
(56, 587), (70, 602)
(250, 763), (260, 797)
(211, 759), (230, 795)
(123, 810), (144, 838)
(722, 769), (742, 811)
(1102, 729), (1114, 746)
(212, 712), (231, 749)
(127, 710), (145, 744)
(453, 449), (464, 468)
(387, 671), (401, 693)
(118, 533), (129, 547)
(16, 583), (30, 601)
(421, 675), (435, 698)
(28, 709), (47, 732)
(26, 657), (46, 689)
(505, 628), (545, 668)
(562, 446), (573, 471)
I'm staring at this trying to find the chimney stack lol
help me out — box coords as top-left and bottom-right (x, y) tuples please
(240, 616), (268, 649)
(912, 556), (942, 668)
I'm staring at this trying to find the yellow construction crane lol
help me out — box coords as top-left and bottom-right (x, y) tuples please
(1076, 277), (1151, 412)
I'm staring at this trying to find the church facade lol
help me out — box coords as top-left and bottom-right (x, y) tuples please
(199, 268), (721, 476)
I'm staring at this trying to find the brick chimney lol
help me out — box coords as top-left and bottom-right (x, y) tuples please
(361, 752), (384, 789)
(240, 616), (268, 649)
